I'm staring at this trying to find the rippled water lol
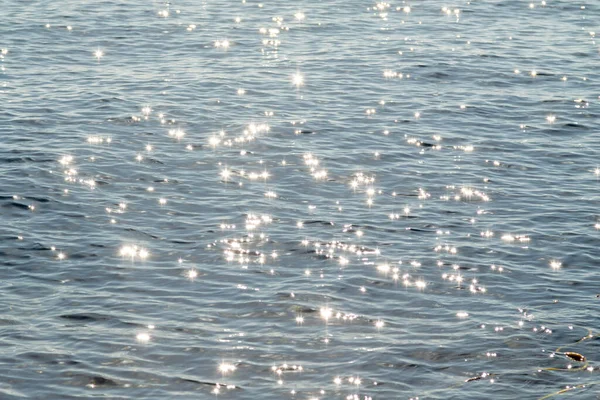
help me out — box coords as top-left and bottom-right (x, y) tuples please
(2, 1), (600, 399)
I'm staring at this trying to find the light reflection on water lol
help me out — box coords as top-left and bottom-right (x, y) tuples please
(1, 0), (600, 399)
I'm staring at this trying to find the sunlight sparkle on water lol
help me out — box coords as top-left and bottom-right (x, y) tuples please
(220, 168), (231, 181)
(119, 245), (149, 261)
(168, 128), (185, 140)
(320, 307), (333, 321)
(219, 362), (236, 374)
(136, 332), (151, 343)
(59, 155), (74, 166)
(93, 48), (103, 60)
(292, 72), (304, 87)
(12, 2), (599, 398)
(214, 40), (230, 49)
(187, 269), (198, 280)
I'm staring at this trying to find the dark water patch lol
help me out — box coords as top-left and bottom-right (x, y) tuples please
(87, 376), (118, 386)
(123, 227), (160, 240)
(59, 313), (111, 322)
(2, 202), (30, 210)
(19, 352), (81, 367)
(563, 123), (589, 129)
(304, 220), (335, 226)
(17, 242), (51, 251)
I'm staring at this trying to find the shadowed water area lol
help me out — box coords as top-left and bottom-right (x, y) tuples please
(1, 0), (600, 399)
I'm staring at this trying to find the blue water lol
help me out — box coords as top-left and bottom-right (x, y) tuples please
(1, 1), (600, 399)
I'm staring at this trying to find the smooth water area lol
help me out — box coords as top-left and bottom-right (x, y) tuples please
(1, 1), (600, 399)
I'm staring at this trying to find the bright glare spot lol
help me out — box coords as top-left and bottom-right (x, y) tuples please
(208, 136), (221, 147)
(187, 269), (198, 280)
(220, 168), (231, 181)
(292, 72), (304, 87)
(168, 128), (185, 140)
(215, 40), (230, 49)
(138, 248), (149, 259)
(119, 245), (149, 261)
(94, 49), (104, 60)
(320, 307), (332, 321)
(59, 155), (74, 166)
(219, 362), (236, 374)
(136, 332), (151, 343)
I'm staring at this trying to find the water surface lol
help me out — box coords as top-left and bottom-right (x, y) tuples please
(1, 1), (600, 399)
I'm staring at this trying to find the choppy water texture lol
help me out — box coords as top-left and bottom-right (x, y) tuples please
(1, 0), (600, 399)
